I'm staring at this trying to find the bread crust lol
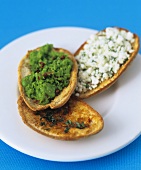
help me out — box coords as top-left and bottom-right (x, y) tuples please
(74, 27), (140, 99)
(18, 47), (78, 111)
(17, 96), (104, 140)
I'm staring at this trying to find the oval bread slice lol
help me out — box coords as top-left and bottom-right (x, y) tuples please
(17, 96), (104, 140)
(18, 47), (78, 111)
(74, 27), (140, 99)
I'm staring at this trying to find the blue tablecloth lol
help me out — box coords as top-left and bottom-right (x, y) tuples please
(0, 0), (141, 169)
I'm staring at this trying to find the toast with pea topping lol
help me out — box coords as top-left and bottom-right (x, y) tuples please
(18, 44), (78, 111)
(74, 27), (140, 98)
(17, 96), (104, 140)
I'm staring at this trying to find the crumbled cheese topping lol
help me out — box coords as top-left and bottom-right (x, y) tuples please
(75, 27), (135, 96)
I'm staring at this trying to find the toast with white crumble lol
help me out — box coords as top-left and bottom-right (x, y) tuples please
(74, 27), (140, 98)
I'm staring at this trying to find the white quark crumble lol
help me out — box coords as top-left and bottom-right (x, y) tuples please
(75, 27), (135, 96)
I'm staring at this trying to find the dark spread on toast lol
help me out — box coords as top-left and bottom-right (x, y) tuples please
(34, 100), (87, 133)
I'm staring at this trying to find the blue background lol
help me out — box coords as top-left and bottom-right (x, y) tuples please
(0, 0), (141, 169)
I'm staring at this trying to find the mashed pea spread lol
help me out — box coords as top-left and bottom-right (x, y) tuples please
(22, 44), (73, 105)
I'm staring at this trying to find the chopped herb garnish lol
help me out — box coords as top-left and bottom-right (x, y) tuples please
(40, 122), (45, 126)
(86, 84), (89, 88)
(76, 122), (86, 129)
(66, 120), (72, 125)
(64, 120), (86, 133)
(64, 126), (70, 133)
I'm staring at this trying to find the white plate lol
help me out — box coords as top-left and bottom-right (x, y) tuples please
(0, 27), (141, 162)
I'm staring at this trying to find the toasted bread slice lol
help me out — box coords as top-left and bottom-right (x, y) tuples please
(74, 27), (140, 98)
(18, 46), (78, 111)
(17, 96), (104, 140)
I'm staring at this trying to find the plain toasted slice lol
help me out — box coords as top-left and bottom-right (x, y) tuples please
(17, 96), (104, 140)
(74, 27), (140, 99)
(18, 47), (78, 111)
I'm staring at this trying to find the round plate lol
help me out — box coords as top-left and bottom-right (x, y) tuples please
(0, 27), (141, 162)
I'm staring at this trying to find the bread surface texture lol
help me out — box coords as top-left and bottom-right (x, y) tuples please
(17, 96), (104, 140)
(18, 47), (78, 111)
(74, 27), (140, 98)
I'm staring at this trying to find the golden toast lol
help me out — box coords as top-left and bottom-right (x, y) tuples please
(74, 27), (140, 98)
(17, 96), (104, 140)
(18, 45), (78, 111)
